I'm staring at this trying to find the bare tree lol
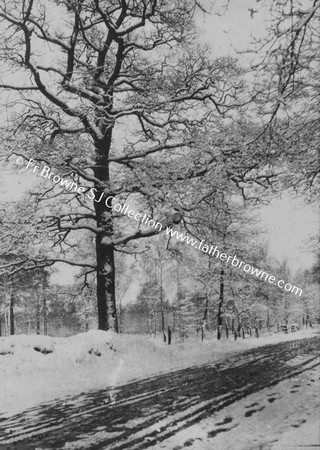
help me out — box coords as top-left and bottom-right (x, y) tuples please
(0, 0), (246, 331)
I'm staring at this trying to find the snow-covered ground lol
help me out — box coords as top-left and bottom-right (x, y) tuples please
(0, 329), (318, 418)
(154, 355), (320, 450)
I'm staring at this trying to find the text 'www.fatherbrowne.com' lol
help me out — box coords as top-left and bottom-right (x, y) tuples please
(16, 157), (302, 297)
(165, 227), (303, 297)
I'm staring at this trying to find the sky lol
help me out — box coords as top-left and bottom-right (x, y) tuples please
(197, 0), (267, 57)
(0, 0), (318, 292)
(259, 194), (318, 273)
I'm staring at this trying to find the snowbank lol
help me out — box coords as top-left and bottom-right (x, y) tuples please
(0, 328), (318, 416)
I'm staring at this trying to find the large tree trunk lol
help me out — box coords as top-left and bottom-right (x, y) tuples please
(95, 237), (117, 331)
(94, 138), (118, 332)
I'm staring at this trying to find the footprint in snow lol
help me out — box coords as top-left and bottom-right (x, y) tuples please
(207, 427), (231, 438)
(267, 392), (281, 402)
(207, 417), (238, 438)
(244, 405), (265, 417)
(245, 402), (259, 408)
(291, 419), (307, 428)
(215, 416), (233, 426)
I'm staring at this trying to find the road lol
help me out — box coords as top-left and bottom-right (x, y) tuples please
(0, 334), (319, 449)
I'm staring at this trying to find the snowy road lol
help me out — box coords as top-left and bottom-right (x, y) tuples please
(0, 334), (319, 450)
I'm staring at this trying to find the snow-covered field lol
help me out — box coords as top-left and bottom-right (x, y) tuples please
(0, 329), (318, 418)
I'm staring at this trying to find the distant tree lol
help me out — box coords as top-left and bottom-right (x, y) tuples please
(174, 292), (197, 341)
(183, 190), (261, 339)
(296, 252), (320, 328)
(19, 268), (51, 335)
(0, 202), (52, 277)
(0, 264), (50, 335)
(131, 281), (154, 335)
(139, 235), (177, 341)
